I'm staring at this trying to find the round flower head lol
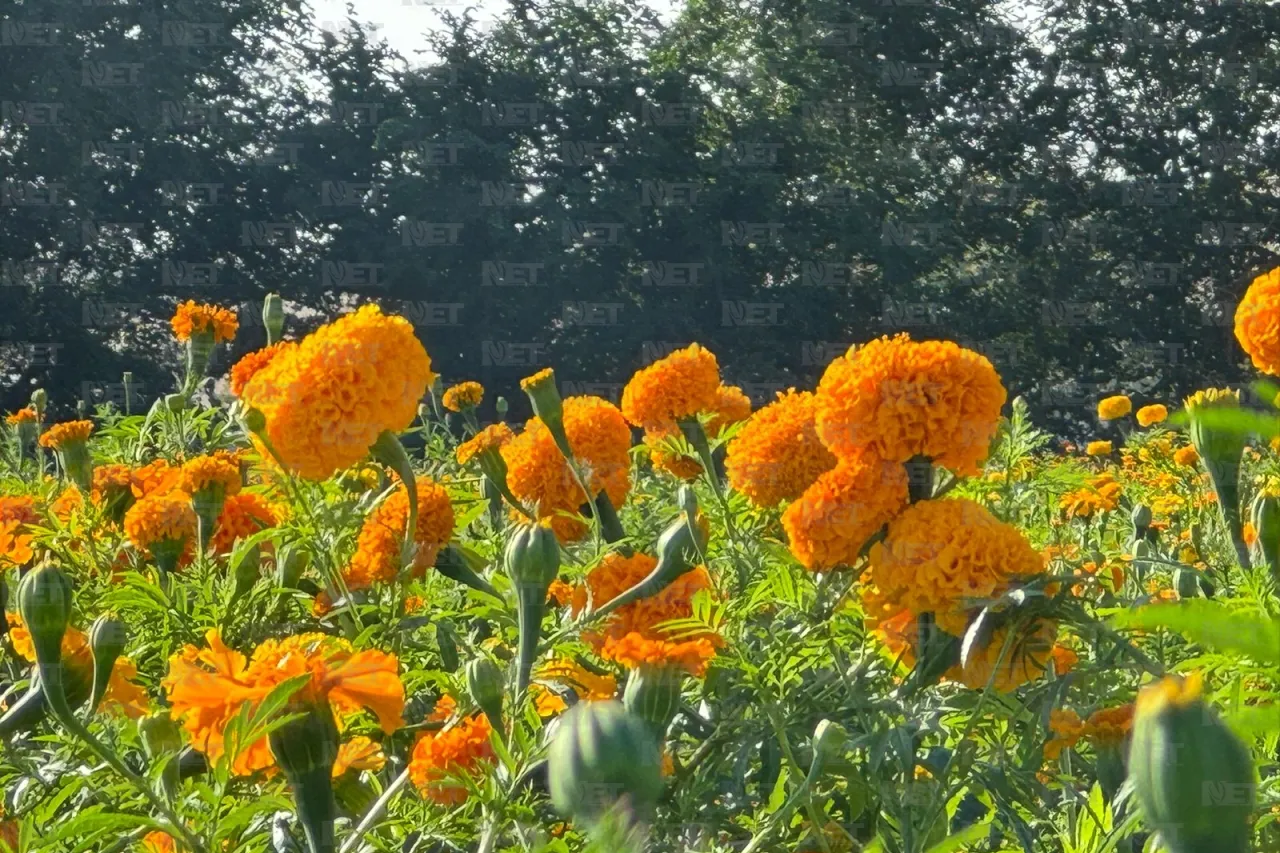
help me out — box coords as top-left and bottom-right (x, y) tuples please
(621, 343), (721, 428)
(947, 620), (1059, 692)
(1085, 704), (1135, 747)
(345, 476), (455, 589)
(229, 341), (295, 397)
(456, 422), (514, 466)
(782, 454), (909, 571)
(1235, 266), (1280, 375)
(409, 713), (495, 805)
(210, 492), (279, 554)
(814, 334), (1006, 475)
(1136, 404), (1168, 427)
(442, 381), (484, 412)
(131, 458), (182, 499)
(6, 407), (36, 426)
(171, 300), (238, 343)
(863, 497), (1043, 636)
(571, 551), (715, 646)
(705, 384), (752, 436)
(726, 389), (837, 507)
(162, 629), (404, 776)
(239, 304), (435, 480)
(533, 658), (619, 715)
(1097, 395), (1132, 421)
(0, 495), (40, 526)
(179, 453), (242, 498)
(600, 633), (718, 677)
(1173, 445), (1199, 466)
(38, 420), (93, 450)
(124, 491), (197, 558)
(502, 396), (632, 541)
(1086, 440), (1112, 457)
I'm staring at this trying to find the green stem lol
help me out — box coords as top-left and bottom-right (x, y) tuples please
(338, 768), (412, 853)
(516, 588), (547, 695)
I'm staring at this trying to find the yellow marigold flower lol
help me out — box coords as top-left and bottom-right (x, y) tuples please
(782, 454), (908, 571)
(1136, 404), (1168, 427)
(1084, 704), (1134, 747)
(240, 304), (435, 480)
(1097, 395), (1132, 420)
(333, 736), (386, 777)
(864, 497), (1043, 636)
(91, 463), (133, 502)
(571, 552), (714, 646)
(947, 620), (1059, 692)
(621, 343), (721, 428)
(5, 407), (36, 426)
(1173, 445), (1199, 466)
(123, 491), (197, 557)
(502, 396), (632, 541)
(409, 713), (494, 805)
(163, 629), (405, 776)
(1235, 266), (1280, 375)
(1045, 709), (1084, 760)
(600, 632), (718, 677)
(455, 422), (515, 466)
(533, 658), (618, 715)
(179, 453), (243, 497)
(210, 492), (278, 555)
(1184, 387), (1240, 411)
(442, 381), (484, 412)
(229, 341), (295, 397)
(38, 420), (93, 449)
(170, 300), (238, 343)
(726, 389), (837, 507)
(7, 614), (149, 718)
(345, 476), (455, 590)
(1086, 440), (1112, 456)
(0, 519), (34, 567)
(49, 485), (83, 521)
(814, 334), (1006, 475)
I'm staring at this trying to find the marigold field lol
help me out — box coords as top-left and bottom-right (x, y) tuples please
(2, 284), (1280, 853)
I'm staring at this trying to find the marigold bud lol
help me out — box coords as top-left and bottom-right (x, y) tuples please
(165, 393), (187, 413)
(138, 711), (184, 758)
(548, 700), (665, 826)
(262, 292), (285, 344)
(811, 719), (847, 773)
(1250, 493), (1280, 582)
(506, 521), (560, 694)
(17, 563), (72, 667)
(87, 613), (127, 714)
(30, 388), (47, 415)
(495, 396), (509, 417)
(466, 656), (505, 736)
(1130, 674), (1254, 853)
(242, 405), (267, 435)
(622, 665), (682, 740)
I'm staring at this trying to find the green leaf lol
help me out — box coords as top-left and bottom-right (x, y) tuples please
(925, 816), (995, 853)
(1224, 704), (1280, 738)
(1110, 601), (1280, 665)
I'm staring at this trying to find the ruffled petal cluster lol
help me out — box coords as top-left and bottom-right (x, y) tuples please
(456, 423), (514, 466)
(621, 344), (721, 428)
(171, 300), (238, 343)
(1235, 266), (1280, 375)
(571, 552), (714, 646)
(409, 712), (494, 805)
(782, 455), (908, 570)
(726, 390), (836, 506)
(600, 633), (717, 677)
(442, 381), (484, 412)
(124, 491), (197, 554)
(345, 476), (455, 589)
(210, 492), (279, 554)
(179, 452), (243, 497)
(229, 341), (295, 397)
(38, 420), (93, 449)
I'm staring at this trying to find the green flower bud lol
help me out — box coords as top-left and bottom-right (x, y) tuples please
(520, 369), (567, 456)
(466, 656), (505, 736)
(262, 293), (285, 344)
(1131, 503), (1152, 533)
(165, 393), (187, 413)
(1250, 492), (1280, 584)
(30, 388), (47, 416)
(269, 700), (340, 853)
(1174, 567), (1201, 600)
(87, 613), (127, 714)
(622, 665), (683, 741)
(495, 396), (509, 418)
(810, 719), (848, 774)
(242, 405), (267, 435)
(1185, 390), (1249, 569)
(138, 711), (184, 759)
(505, 521), (561, 694)
(548, 700), (665, 826)
(17, 563), (72, 666)
(1129, 674), (1255, 853)
(595, 501), (705, 618)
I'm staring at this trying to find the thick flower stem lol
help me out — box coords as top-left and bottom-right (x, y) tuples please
(515, 589), (547, 696)
(434, 547), (500, 599)
(590, 490), (628, 546)
(289, 768), (338, 853)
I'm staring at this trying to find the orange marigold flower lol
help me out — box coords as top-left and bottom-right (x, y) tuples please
(705, 383), (753, 436)
(7, 614), (149, 718)
(1173, 445), (1199, 467)
(1235, 266), (1280, 375)
(171, 300), (238, 343)
(621, 343), (721, 429)
(502, 396), (632, 541)
(409, 714), (494, 805)
(38, 420), (93, 449)
(333, 736), (386, 777)
(600, 632), (718, 677)
(141, 831), (176, 853)
(210, 492), (279, 554)
(1044, 709), (1084, 761)
(91, 463), (133, 502)
(1136, 404), (1168, 427)
(456, 423), (514, 466)
(344, 476), (455, 590)
(863, 497), (1043, 636)
(229, 341), (295, 397)
(442, 381), (484, 412)
(571, 552), (714, 645)
(1085, 440), (1112, 457)
(0, 520), (34, 567)
(131, 458), (182, 498)
(50, 485), (84, 521)
(1097, 395), (1132, 420)
(123, 491), (197, 556)
(643, 421), (706, 480)
(1050, 645), (1079, 674)
(781, 454), (908, 571)
(163, 629), (404, 776)
(726, 389), (837, 507)
(240, 304), (435, 480)
(813, 334), (1006, 475)
(533, 658), (619, 715)
(946, 620), (1059, 692)
(1084, 704), (1134, 747)
(6, 406), (36, 426)
(0, 495), (39, 526)
(179, 453), (243, 498)
(547, 578), (574, 607)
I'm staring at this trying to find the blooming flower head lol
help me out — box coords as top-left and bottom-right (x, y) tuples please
(814, 334), (1007, 475)
(91, 463), (133, 503)
(210, 492), (279, 555)
(782, 454), (909, 571)
(600, 633), (718, 677)
(533, 658), (619, 715)
(1184, 387), (1240, 411)
(239, 304), (435, 480)
(130, 458), (183, 499)
(7, 614), (149, 718)
(442, 381), (484, 412)
(162, 629), (405, 776)
(333, 736), (386, 777)
(123, 491), (197, 562)
(409, 713), (494, 805)
(0, 495), (39, 526)
(502, 396), (632, 541)
(946, 619), (1060, 692)
(38, 420), (93, 450)
(704, 384), (753, 437)
(456, 423), (514, 466)
(1086, 440), (1112, 457)
(1136, 404), (1168, 427)
(344, 476), (455, 590)
(6, 407), (36, 426)
(171, 300), (238, 343)
(141, 832), (175, 853)
(0, 520), (33, 567)
(1235, 266), (1280, 375)
(229, 341), (296, 397)
(1085, 704), (1134, 747)
(1097, 395), (1132, 420)
(726, 389), (837, 507)
(179, 453), (243, 498)
(863, 497), (1043, 636)
(621, 343), (721, 429)
(1173, 445), (1199, 466)
(571, 551), (714, 646)
(1059, 472), (1122, 519)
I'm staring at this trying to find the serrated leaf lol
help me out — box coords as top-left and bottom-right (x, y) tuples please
(1110, 601), (1280, 665)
